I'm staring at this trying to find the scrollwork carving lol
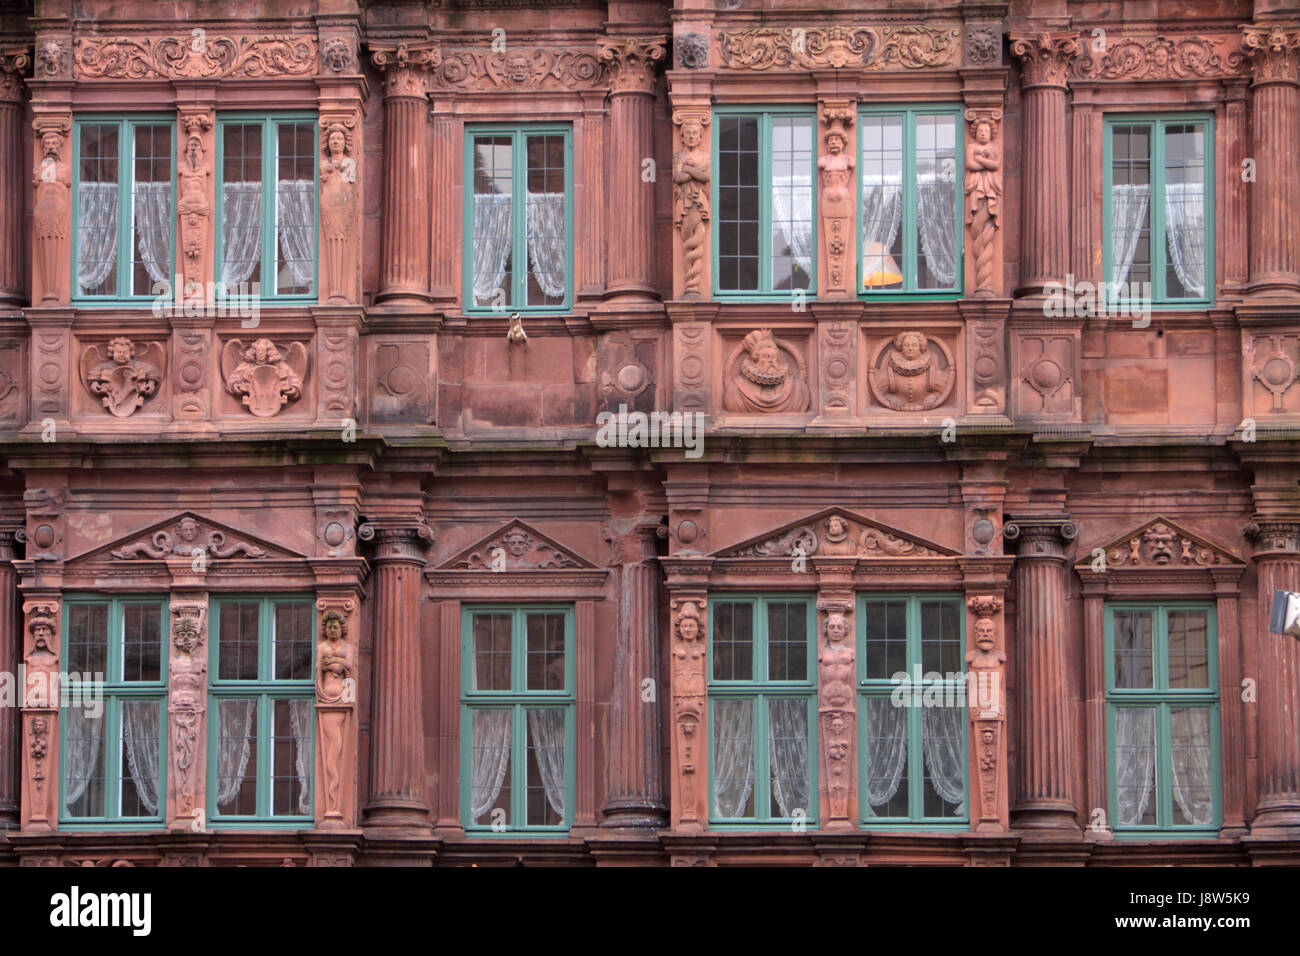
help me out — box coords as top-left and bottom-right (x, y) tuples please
(74, 34), (317, 79)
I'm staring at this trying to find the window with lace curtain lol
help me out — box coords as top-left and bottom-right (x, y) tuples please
(61, 597), (167, 826)
(1104, 115), (1214, 305)
(713, 110), (817, 296)
(207, 597), (314, 823)
(858, 595), (967, 825)
(708, 595), (817, 825)
(858, 107), (962, 296)
(464, 125), (572, 312)
(72, 118), (175, 301)
(215, 115), (317, 300)
(1106, 603), (1220, 836)
(461, 605), (574, 832)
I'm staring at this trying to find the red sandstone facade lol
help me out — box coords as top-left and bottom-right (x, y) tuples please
(0, 0), (1296, 867)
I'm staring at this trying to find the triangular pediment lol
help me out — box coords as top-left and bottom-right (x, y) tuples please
(68, 512), (304, 565)
(438, 519), (595, 571)
(714, 507), (958, 559)
(1074, 516), (1244, 570)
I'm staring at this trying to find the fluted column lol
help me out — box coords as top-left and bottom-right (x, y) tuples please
(0, 531), (19, 828)
(598, 37), (666, 301)
(1004, 516), (1080, 830)
(602, 523), (667, 826)
(359, 521), (433, 830)
(0, 51), (27, 304)
(1010, 33), (1079, 296)
(1242, 26), (1300, 296)
(1246, 518), (1300, 828)
(371, 44), (438, 305)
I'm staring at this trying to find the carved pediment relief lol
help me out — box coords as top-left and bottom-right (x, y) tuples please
(714, 508), (958, 559)
(67, 513), (304, 565)
(438, 519), (596, 571)
(1074, 517), (1243, 571)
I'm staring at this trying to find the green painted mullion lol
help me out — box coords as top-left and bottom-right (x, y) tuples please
(1152, 121), (1167, 302)
(755, 692), (770, 820)
(902, 115), (917, 293)
(758, 116), (772, 293)
(117, 119), (133, 297)
(1156, 701), (1171, 828)
(513, 132), (527, 308)
(512, 701), (526, 828)
(906, 597), (921, 818)
(262, 119), (276, 300)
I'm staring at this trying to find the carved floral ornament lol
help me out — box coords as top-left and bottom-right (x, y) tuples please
(435, 45), (603, 91)
(597, 37), (667, 93)
(716, 25), (959, 71)
(0, 48), (29, 101)
(73, 34), (317, 79)
(371, 43), (441, 97)
(1074, 33), (1247, 80)
(1241, 25), (1300, 83)
(1009, 32), (1080, 87)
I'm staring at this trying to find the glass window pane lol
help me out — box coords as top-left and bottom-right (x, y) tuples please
(1169, 706), (1214, 825)
(273, 602), (313, 681)
(914, 114), (958, 289)
(1167, 609), (1210, 689)
(767, 698), (809, 817)
(525, 134), (566, 307)
(63, 706), (107, 817)
(1110, 125), (1152, 289)
(1113, 706), (1157, 826)
(119, 699), (161, 817)
(272, 698), (312, 816)
(65, 602), (109, 677)
(473, 612), (512, 690)
(921, 703), (965, 817)
(275, 122), (315, 295)
(121, 603), (161, 682)
(216, 698), (258, 815)
(711, 602), (753, 681)
(766, 601), (807, 680)
(525, 708), (566, 825)
(861, 114), (904, 290)
(920, 599), (961, 675)
(1163, 123), (1206, 299)
(712, 698), (755, 818)
(864, 697), (909, 817)
(1113, 610), (1154, 688)
(863, 600), (907, 681)
(769, 116), (813, 291)
(717, 115), (760, 290)
(221, 123), (263, 288)
(218, 600), (261, 680)
(77, 123), (120, 296)
(472, 135), (513, 307)
(525, 612), (566, 691)
(470, 708), (512, 826)
(131, 123), (172, 295)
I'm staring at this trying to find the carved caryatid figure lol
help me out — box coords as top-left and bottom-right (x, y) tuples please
(724, 329), (811, 414)
(964, 113), (1002, 295)
(966, 595), (1005, 830)
(672, 112), (710, 297)
(169, 612), (207, 822)
(26, 613), (59, 705)
(81, 337), (164, 418)
(870, 331), (953, 411)
(33, 123), (71, 303)
(671, 600), (706, 825)
(222, 338), (307, 417)
(818, 110), (855, 293)
(178, 124), (212, 298)
(818, 604), (856, 824)
(316, 609), (355, 824)
(320, 121), (358, 302)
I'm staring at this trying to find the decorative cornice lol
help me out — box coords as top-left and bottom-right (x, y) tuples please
(1073, 517), (1243, 571)
(716, 24), (959, 71)
(1241, 24), (1300, 85)
(1009, 31), (1080, 88)
(596, 36), (666, 94)
(1074, 33), (1247, 80)
(74, 34), (317, 79)
(370, 42), (440, 98)
(434, 44), (603, 91)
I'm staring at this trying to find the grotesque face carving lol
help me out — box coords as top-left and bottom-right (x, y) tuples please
(826, 132), (845, 154)
(173, 618), (202, 654)
(504, 52), (531, 84)
(975, 616), (996, 651)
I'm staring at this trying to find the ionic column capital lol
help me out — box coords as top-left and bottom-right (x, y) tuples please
(358, 520), (434, 564)
(1003, 516), (1077, 560)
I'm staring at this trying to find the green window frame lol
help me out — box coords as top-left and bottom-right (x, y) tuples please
(214, 113), (319, 302)
(712, 107), (818, 298)
(707, 594), (817, 826)
(207, 595), (315, 825)
(463, 124), (574, 313)
(71, 116), (176, 303)
(857, 105), (964, 298)
(59, 596), (168, 827)
(1102, 113), (1215, 306)
(460, 605), (575, 833)
(1105, 602), (1221, 837)
(857, 594), (968, 826)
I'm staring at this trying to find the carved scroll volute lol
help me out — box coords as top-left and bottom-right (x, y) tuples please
(167, 599), (208, 831)
(966, 594), (1007, 832)
(1009, 32), (1080, 88)
(315, 597), (358, 829)
(32, 114), (72, 305)
(817, 598), (856, 828)
(670, 595), (707, 829)
(818, 105), (856, 298)
(597, 37), (667, 94)
(177, 112), (214, 304)
(963, 109), (1003, 297)
(370, 43), (440, 99)
(22, 597), (60, 831)
(672, 109), (711, 300)
(318, 113), (360, 304)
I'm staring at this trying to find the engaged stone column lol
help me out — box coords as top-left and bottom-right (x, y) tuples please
(371, 44), (439, 305)
(1246, 518), (1300, 828)
(0, 51), (27, 304)
(1009, 33), (1078, 296)
(602, 523), (667, 827)
(1004, 516), (1079, 830)
(359, 520), (433, 830)
(598, 37), (666, 301)
(0, 531), (19, 828)
(1242, 25), (1300, 297)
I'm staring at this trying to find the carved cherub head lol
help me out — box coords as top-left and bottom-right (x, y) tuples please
(244, 338), (282, 366)
(321, 609), (348, 642)
(107, 337), (134, 365)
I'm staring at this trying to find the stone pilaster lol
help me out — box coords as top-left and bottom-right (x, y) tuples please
(315, 592), (360, 830)
(0, 531), (18, 828)
(1003, 516), (1079, 830)
(814, 562), (856, 829)
(20, 594), (59, 831)
(668, 589), (707, 830)
(166, 596), (207, 831)
(0, 50), (28, 304)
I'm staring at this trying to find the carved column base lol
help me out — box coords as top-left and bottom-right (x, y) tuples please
(1010, 799), (1080, 830)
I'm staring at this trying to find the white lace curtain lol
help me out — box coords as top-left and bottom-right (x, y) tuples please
(121, 700), (161, 815)
(1165, 181), (1205, 297)
(216, 699), (256, 808)
(526, 192), (566, 299)
(768, 699), (809, 817)
(865, 698), (908, 812)
(921, 704), (965, 814)
(133, 181), (172, 287)
(859, 175), (957, 288)
(1110, 183), (1151, 287)
(861, 181), (903, 282)
(527, 708), (566, 821)
(472, 193), (513, 302)
(865, 699), (965, 816)
(471, 709), (512, 822)
(221, 182), (263, 285)
(713, 699), (754, 818)
(1115, 706), (1214, 827)
(1114, 707), (1156, 826)
(276, 179), (315, 292)
(472, 192), (567, 303)
(771, 174), (813, 278)
(78, 181), (119, 293)
(1170, 708), (1213, 825)
(62, 706), (104, 812)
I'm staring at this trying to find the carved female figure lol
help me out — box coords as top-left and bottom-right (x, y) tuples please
(818, 609), (856, 822)
(319, 123), (358, 302)
(873, 331), (951, 411)
(177, 134), (211, 297)
(818, 116), (855, 291)
(169, 616), (207, 820)
(33, 128), (71, 302)
(316, 610), (355, 822)
(671, 602), (706, 822)
(964, 118), (1001, 294)
(672, 114), (710, 297)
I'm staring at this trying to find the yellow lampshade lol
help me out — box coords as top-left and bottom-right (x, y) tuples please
(863, 242), (903, 288)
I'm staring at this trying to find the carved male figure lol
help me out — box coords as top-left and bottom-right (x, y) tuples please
(170, 614), (207, 820)
(34, 127), (71, 302)
(818, 114), (855, 291)
(672, 602), (706, 822)
(178, 132), (211, 297)
(724, 329), (810, 414)
(672, 114), (711, 296)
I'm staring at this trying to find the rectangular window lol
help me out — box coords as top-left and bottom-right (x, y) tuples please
(858, 595), (967, 824)
(60, 597), (167, 825)
(714, 110), (816, 295)
(1104, 115), (1213, 304)
(216, 115), (317, 299)
(464, 125), (572, 312)
(461, 606), (574, 832)
(1106, 603), (1220, 835)
(708, 596), (816, 824)
(73, 118), (175, 301)
(208, 596), (314, 822)
(859, 106), (962, 294)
